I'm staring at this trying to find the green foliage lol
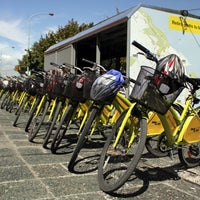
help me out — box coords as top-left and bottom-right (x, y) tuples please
(18, 19), (93, 73)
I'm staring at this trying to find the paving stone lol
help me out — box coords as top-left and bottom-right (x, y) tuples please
(0, 180), (53, 200)
(0, 166), (34, 182)
(31, 164), (68, 178)
(43, 175), (100, 197)
(0, 156), (25, 167)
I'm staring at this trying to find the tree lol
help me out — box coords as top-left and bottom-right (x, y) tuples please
(18, 19), (93, 73)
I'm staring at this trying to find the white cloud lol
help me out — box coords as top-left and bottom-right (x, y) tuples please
(41, 25), (57, 37)
(0, 50), (21, 76)
(0, 19), (27, 45)
(0, 18), (57, 76)
(0, 18), (28, 76)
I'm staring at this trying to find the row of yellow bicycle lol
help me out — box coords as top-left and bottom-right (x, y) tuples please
(0, 40), (200, 194)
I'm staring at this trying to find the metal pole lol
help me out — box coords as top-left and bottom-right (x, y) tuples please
(27, 12), (54, 74)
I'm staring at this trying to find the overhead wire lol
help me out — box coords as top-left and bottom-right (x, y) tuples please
(180, 9), (200, 48)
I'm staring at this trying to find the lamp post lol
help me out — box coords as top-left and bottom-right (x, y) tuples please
(27, 12), (54, 74)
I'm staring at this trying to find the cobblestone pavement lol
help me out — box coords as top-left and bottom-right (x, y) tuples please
(0, 107), (200, 200)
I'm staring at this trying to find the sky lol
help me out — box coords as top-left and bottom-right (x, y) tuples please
(0, 0), (200, 76)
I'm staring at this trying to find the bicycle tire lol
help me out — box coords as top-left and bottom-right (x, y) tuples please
(8, 91), (21, 113)
(1, 92), (9, 109)
(145, 103), (183, 157)
(8, 98), (15, 113)
(28, 100), (50, 142)
(145, 134), (169, 157)
(178, 143), (200, 168)
(68, 107), (99, 171)
(50, 104), (74, 153)
(25, 96), (42, 132)
(5, 97), (12, 112)
(0, 90), (5, 100)
(98, 108), (147, 193)
(42, 100), (63, 148)
(15, 95), (25, 115)
(13, 95), (28, 127)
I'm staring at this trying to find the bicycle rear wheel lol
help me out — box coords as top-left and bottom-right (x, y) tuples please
(68, 107), (99, 171)
(28, 100), (50, 142)
(42, 100), (63, 148)
(50, 104), (75, 153)
(25, 95), (42, 132)
(13, 95), (28, 127)
(145, 134), (169, 157)
(98, 108), (147, 193)
(1, 92), (9, 109)
(145, 103), (183, 157)
(178, 143), (200, 168)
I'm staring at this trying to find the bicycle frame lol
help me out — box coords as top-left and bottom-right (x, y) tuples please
(77, 100), (93, 134)
(111, 91), (169, 149)
(157, 94), (200, 147)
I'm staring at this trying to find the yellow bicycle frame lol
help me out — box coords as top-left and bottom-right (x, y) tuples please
(156, 95), (200, 146)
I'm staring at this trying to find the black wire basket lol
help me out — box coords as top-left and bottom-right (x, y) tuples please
(62, 73), (76, 98)
(70, 74), (86, 103)
(129, 66), (183, 115)
(49, 75), (65, 98)
(24, 78), (38, 96)
(15, 80), (23, 92)
(7, 80), (16, 92)
(83, 70), (98, 100)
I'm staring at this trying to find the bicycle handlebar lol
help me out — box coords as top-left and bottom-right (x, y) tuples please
(54, 62), (83, 74)
(132, 40), (158, 63)
(82, 58), (107, 72)
(83, 66), (97, 71)
(30, 70), (46, 77)
(50, 62), (59, 67)
(122, 76), (141, 87)
(184, 75), (200, 89)
(50, 62), (68, 71)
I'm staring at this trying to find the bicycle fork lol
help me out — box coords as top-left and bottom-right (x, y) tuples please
(113, 103), (136, 148)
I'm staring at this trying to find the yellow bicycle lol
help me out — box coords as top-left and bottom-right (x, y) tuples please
(98, 40), (199, 193)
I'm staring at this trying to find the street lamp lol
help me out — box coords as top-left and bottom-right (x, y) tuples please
(27, 12), (54, 74)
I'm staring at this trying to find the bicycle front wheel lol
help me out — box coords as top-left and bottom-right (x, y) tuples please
(98, 108), (147, 193)
(28, 100), (49, 142)
(51, 104), (74, 153)
(178, 143), (200, 168)
(43, 100), (63, 148)
(25, 96), (42, 132)
(13, 95), (28, 127)
(68, 107), (99, 171)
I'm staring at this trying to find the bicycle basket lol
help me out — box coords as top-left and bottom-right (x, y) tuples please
(50, 75), (65, 97)
(15, 81), (23, 92)
(70, 74), (86, 103)
(35, 77), (46, 95)
(8, 80), (16, 92)
(46, 75), (64, 98)
(24, 78), (38, 96)
(83, 70), (98, 99)
(130, 66), (183, 114)
(62, 73), (76, 98)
